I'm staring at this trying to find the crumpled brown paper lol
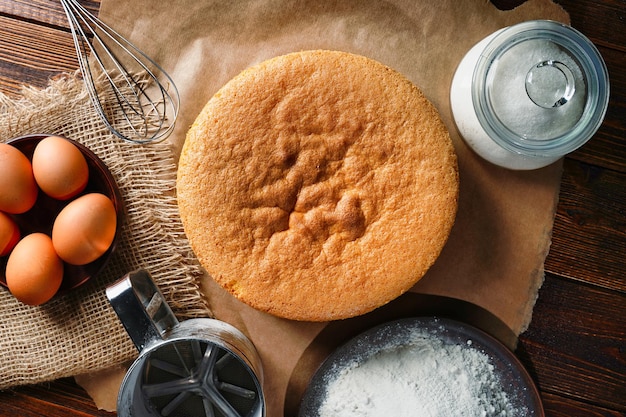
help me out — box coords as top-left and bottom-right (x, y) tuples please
(81, 0), (569, 415)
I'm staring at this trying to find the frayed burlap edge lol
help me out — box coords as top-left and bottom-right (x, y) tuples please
(0, 72), (212, 389)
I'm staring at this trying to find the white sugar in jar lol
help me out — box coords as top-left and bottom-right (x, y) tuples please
(450, 20), (609, 170)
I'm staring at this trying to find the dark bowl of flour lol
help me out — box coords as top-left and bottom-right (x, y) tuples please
(298, 317), (543, 417)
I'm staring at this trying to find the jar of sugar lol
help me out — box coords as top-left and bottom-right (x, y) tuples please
(450, 20), (609, 170)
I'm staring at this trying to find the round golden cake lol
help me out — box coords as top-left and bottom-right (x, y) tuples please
(177, 50), (458, 321)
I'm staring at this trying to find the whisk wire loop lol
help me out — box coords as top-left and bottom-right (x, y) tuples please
(60, 0), (180, 144)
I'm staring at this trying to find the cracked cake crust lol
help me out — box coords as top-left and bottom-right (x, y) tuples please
(177, 50), (459, 321)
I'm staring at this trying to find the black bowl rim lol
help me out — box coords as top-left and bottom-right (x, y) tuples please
(298, 316), (544, 417)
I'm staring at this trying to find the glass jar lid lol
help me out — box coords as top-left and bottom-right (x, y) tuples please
(472, 20), (609, 157)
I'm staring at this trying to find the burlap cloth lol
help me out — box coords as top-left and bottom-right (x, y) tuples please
(1, 0), (571, 415)
(0, 74), (212, 388)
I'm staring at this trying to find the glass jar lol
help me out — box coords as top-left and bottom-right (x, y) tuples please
(450, 20), (609, 170)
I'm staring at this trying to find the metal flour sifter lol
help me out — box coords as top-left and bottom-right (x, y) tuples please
(106, 270), (265, 417)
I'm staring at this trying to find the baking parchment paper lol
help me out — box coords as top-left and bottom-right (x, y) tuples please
(79, 0), (569, 414)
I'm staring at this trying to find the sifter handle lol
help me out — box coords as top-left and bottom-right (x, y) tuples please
(106, 269), (179, 352)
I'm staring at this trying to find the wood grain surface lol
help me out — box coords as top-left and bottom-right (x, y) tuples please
(0, 0), (624, 416)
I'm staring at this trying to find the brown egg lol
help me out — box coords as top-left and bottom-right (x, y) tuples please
(31, 136), (89, 200)
(0, 211), (21, 257)
(5, 232), (63, 305)
(52, 193), (117, 265)
(0, 143), (38, 214)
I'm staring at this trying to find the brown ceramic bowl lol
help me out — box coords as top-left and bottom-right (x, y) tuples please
(0, 134), (124, 296)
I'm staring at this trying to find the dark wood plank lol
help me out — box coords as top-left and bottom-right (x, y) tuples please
(491, 0), (626, 51)
(0, 378), (113, 416)
(0, 14), (79, 95)
(541, 392), (626, 417)
(0, 0), (101, 95)
(0, 0), (100, 28)
(567, 45), (626, 172)
(517, 275), (626, 412)
(553, 0), (626, 51)
(546, 158), (626, 293)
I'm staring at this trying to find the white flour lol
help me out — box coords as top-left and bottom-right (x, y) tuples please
(318, 331), (520, 417)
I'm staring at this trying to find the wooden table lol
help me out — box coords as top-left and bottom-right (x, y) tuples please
(0, 1), (623, 416)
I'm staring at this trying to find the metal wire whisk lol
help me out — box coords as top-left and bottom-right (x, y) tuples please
(60, 0), (180, 144)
